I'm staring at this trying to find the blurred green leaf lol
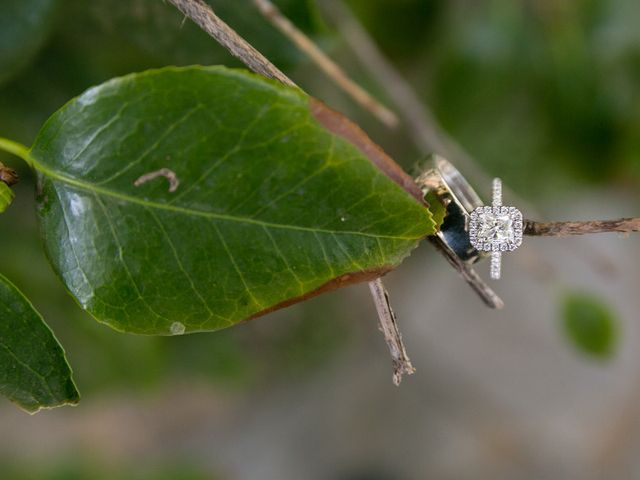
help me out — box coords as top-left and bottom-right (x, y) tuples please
(561, 291), (619, 359)
(26, 66), (433, 335)
(0, 0), (59, 85)
(0, 272), (78, 413)
(0, 182), (14, 213)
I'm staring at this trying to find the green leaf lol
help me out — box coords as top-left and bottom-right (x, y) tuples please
(424, 190), (446, 229)
(561, 291), (619, 359)
(0, 273), (79, 413)
(0, 183), (14, 213)
(28, 66), (434, 335)
(0, 0), (59, 85)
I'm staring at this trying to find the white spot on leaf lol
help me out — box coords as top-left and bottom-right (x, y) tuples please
(170, 321), (186, 335)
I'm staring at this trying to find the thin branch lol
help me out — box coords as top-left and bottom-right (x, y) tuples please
(525, 218), (640, 236)
(252, 0), (399, 128)
(369, 278), (415, 385)
(167, 0), (296, 87)
(428, 237), (504, 309)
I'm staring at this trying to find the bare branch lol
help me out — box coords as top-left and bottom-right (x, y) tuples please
(252, 0), (399, 128)
(368, 278), (415, 385)
(525, 218), (640, 236)
(428, 237), (504, 309)
(166, 0), (296, 87)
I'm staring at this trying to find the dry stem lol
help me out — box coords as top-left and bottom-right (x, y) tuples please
(525, 218), (640, 236)
(167, 0), (296, 87)
(252, 0), (399, 128)
(369, 278), (416, 385)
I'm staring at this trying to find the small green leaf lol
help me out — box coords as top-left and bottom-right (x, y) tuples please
(0, 273), (79, 413)
(424, 190), (446, 229)
(0, 0), (59, 85)
(0, 183), (14, 213)
(29, 66), (434, 335)
(561, 291), (619, 359)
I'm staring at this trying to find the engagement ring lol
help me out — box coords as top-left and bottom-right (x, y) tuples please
(468, 178), (523, 279)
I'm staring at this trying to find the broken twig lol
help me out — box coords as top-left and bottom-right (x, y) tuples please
(369, 278), (415, 385)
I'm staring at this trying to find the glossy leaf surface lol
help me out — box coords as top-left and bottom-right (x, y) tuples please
(0, 273), (79, 412)
(0, 0), (59, 85)
(31, 66), (434, 334)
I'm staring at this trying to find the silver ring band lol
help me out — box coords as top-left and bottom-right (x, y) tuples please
(415, 155), (487, 264)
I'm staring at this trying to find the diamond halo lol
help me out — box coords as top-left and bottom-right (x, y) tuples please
(468, 179), (522, 279)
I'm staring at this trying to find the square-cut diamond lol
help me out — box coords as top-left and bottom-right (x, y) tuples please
(469, 206), (522, 251)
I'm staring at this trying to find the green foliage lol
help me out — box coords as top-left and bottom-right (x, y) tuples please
(424, 190), (446, 229)
(0, 0), (59, 85)
(0, 272), (78, 412)
(27, 66), (433, 335)
(0, 182), (14, 213)
(561, 291), (619, 359)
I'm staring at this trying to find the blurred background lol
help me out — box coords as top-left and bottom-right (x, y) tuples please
(1, 0), (639, 478)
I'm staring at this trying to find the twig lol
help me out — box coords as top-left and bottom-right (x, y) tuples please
(428, 237), (504, 309)
(525, 218), (640, 236)
(166, 0), (296, 87)
(368, 278), (415, 385)
(166, 0), (414, 384)
(252, 0), (399, 129)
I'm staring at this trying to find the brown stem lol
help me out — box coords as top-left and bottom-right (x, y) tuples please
(428, 237), (504, 309)
(525, 218), (640, 236)
(368, 278), (416, 385)
(166, 0), (296, 87)
(252, 0), (399, 128)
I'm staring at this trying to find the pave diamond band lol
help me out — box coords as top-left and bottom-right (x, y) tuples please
(468, 178), (523, 280)
(492, 178), (502, 207)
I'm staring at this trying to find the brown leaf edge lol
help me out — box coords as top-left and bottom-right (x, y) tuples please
(248, 266), (392, 322)
(309, 97), (426, 204)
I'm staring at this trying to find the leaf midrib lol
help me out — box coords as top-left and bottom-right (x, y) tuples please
(31, 154), (423, 241)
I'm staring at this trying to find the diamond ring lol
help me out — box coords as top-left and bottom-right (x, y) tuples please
(468, 178), (523, 279)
